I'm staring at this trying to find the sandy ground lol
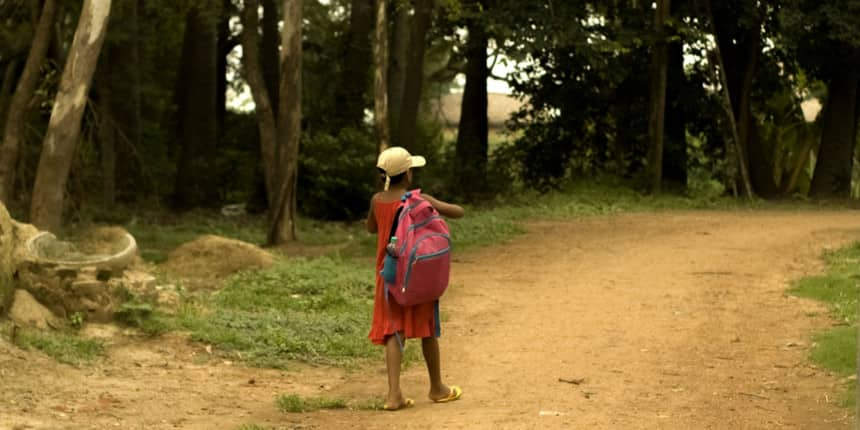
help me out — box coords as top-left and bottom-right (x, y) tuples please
(2, 210), (859, 430)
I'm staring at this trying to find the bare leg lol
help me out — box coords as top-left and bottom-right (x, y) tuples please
(385, 334), (406, 407)
(422, 336), (453, 400)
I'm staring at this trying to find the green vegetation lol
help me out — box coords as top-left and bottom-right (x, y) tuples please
(276, 394), (348, 413)
(12, 327), (103, 366)
(790, 242), (860, 408)
(234, 425), (270, 430)
(173, 258), (378, 368)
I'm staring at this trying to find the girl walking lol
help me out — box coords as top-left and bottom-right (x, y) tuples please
(366, 147), (464, 411)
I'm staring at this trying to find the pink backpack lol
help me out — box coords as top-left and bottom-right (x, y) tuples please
(381, 189), (451, 307)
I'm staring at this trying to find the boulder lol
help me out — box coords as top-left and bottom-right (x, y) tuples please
(0, 202), (16, 312)
(9, 289), (60, 329)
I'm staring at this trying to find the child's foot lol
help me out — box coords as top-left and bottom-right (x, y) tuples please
(429, 385), (462, 403)
(382, 396), (414, 411)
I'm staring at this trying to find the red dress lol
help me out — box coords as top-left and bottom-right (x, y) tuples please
(368, 198), (438, 345)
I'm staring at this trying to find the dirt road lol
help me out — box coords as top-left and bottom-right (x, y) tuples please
(2, 211), (859, 429)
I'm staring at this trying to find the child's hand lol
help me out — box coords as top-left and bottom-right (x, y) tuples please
(423, 194), (465, 219)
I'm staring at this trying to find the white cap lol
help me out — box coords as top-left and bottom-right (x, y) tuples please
(376, 147), (426, 189)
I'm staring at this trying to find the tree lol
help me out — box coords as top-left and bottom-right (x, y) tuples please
(647, 0), (670, 193)
(395, 0), (434, 149)
(273, 0), (303, 243)
(96, 0), (142, 206)
(0, 0), (56, 204)
(30, 0), (111, 232)
(173, 2), (219, 209)
(373, 0), (390, 151)
(782, 0), (860, 197)
(809, 54), (859, 197)
(242, 0), (303, 244)
(455, 0), (489, 197)
(334, 0), (375, 129)
(705, 0), (755, 198)
(388, 0), (411, 140)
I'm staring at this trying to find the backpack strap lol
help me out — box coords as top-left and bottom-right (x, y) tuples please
(385, 189), (422, 242)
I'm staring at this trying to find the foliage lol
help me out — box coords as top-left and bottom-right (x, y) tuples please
(298, 128), (378, 220)
(276, 394), (347, 413)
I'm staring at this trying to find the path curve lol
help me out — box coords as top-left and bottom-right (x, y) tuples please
(2, 210), (859, 429)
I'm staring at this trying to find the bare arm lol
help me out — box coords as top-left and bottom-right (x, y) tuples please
(366, 195), (378, 233)
(423, 194), (465, 219)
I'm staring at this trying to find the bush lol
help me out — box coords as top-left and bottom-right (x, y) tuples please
(298, 128), (378, 220)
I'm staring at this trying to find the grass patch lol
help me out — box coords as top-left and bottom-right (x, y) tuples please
(351, 397), (385, 411)
(174, 257), (379, 368)
(13, 328), (103, 366)
(277, 394), (347, 413)
(790, 242), (859, 409)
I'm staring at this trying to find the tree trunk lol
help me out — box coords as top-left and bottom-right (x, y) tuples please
(0, 0), (56, 205)
(706, 0), (753, 198)
(373, 0), (390, 152)
(395, 0), (433, 150)
(0, 59), (19, 129)
(261, 0), (280, 114)
(647, 0), (669, 194)
(107, 0), (141, 203)
(241, 0), (279, 206)
(455, 5), (489, 198)
(269, 0), (303, 244)
(95, 70), (117, 208)
(173, 3), (219, 210)
(809, 54), (859, 198)
(30, 0), (110, 232)
(217, 0), (232, 129)
(663, 36), (686, 188)
(388, 0), (410, 141)
(334, 0), (374, 129)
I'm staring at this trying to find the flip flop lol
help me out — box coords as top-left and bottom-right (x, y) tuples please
(432, 386), (462, 403)
(382, 398), (414, 411)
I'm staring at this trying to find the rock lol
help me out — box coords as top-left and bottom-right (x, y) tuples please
(156, 290), (181, 310)
(9, 289), (60, 329)
(0, 202), (16, 312)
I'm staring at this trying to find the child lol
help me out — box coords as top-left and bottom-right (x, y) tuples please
(366, 147), (465, 411)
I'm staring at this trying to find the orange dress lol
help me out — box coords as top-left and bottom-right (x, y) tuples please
(368, 198), (438, 345)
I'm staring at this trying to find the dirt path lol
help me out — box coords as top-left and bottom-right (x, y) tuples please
(2, 211), (859, 429)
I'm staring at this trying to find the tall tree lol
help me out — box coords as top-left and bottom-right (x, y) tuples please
(97, 0), (142, 206)
(373, 0), (390, 151)
(387, 0), (410, 140)
(173, 2), (219, 209)
(273, 0), (303, 243)
(647, 0), (669, 193)
(242, 0), (303, 244)
(395, 0), (433, 149)
(455, 0), (489, 197)
(334, 0), (375, 128)
(782, 0), (860, 197)
(809, 53), (859, 198)
(261, 0), (280, 113)
(662, 19), (687, 187)
(0, 0), (56, 204)
(706, 0), (754, 198)
(30, 0), (111, 231)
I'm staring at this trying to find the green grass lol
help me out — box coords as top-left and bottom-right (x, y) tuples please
(276, 394), (347, 413)
(351, 397), (385, 411)
(12, 328), (103, 366)
(790, 242), (860, 409)
(171, 257), (380, 368)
